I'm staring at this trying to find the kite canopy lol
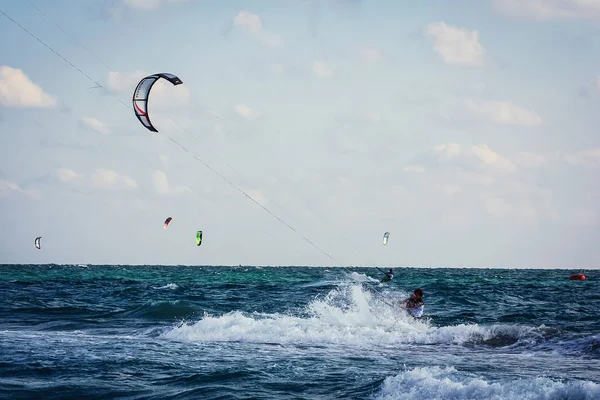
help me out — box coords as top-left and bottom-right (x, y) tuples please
(383, 232), (390, 245)
(132, 73), (183, 132)
(35, 236), (41, 249)
(164, 217), (173, 229)
(196, 231), (203, 246)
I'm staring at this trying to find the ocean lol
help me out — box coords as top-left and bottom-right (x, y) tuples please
(0, 265), (598, 399)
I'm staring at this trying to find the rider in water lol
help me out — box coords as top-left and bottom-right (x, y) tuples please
(381, 269), (393, 282)
(402, 288), (424, 318)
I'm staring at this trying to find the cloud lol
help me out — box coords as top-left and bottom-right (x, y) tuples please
(416, 143), (517, 172)
(58, 167), (136, 189)
(57, 168), (82, 182)
(91, 169), (138, 189)
(106, 71), (189, 107)
(234, 104), (258, 119)
(492, 0), (600, 21)
(153, 170), (169, 194)
(121, 0), (188, 10)
(158, 155), (168, 166)
(564, 148), (600, 167)
(472, 144), (517, 171)
(80, 117), (111, 135)
(233, 10), (263, 34)
(466, 99), (542, 126)
(231, 11), (284, 48)
(153, 170), (191, 195)
(312, 61), (332, 78)
(0, 179), (40, 199)
(0, 66), (57, 108)
(425, 22), (486, 66)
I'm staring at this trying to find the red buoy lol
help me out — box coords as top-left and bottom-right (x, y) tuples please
(569, 274), (586, 281)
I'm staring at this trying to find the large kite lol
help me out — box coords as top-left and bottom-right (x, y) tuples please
(132, 73), (183, 132)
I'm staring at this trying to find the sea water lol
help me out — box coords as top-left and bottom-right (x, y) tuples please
(0, 265), (598, 399)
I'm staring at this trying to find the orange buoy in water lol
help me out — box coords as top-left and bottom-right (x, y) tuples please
(569, 274), (586, 281)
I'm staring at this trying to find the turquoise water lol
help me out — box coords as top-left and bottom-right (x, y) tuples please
(0, 265), (598, 399)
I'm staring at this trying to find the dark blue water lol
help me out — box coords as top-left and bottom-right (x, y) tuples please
(1, 265), (598, 399)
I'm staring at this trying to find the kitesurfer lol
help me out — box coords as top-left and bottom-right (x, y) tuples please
(381, 269), (393, 283)
(402, 288), (424, 318)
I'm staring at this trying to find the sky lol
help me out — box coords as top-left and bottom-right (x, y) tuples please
(1, 0), (599, 268)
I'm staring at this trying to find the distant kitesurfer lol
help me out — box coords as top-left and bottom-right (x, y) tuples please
(381, 269), (393, 283)
(402, 288), (424, 318)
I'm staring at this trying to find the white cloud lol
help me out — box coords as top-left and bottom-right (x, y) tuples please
(57, 168), (135, 189)
(492, 0), (600, 21)
(121, 0), (187, 9)
(106, 71), (189, 107)
(153, 170), (191, 195)
(0, 180), (22, 198)
(564, 148), (600, 166)
(80, 117), (110, 135)
(0, 66), (57, 108)
(472, 144), (517, 171)
(233, 10), (263, 34)
(119, 175), (138, 189)
(234, 104), (257, 119)
(153, 170), (169, 194)
(312, 61), (332, 78)
(159, 155), (169, 166)
(57, 168), (82, 182)
(0, 179), (40, 199)
(231, 10), (283, 48)
(427, 143), (517, 172)
(466, 99), (542, 126)
(91, 169), (137, 189)
(425, 22), (486, 66)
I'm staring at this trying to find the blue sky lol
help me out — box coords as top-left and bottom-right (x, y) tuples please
(1, 0), (599, 268)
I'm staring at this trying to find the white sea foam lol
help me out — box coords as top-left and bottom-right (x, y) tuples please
(375, 366), (600, 400)
(153, 283), (179, 290)
(161, 281), (552, 348)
